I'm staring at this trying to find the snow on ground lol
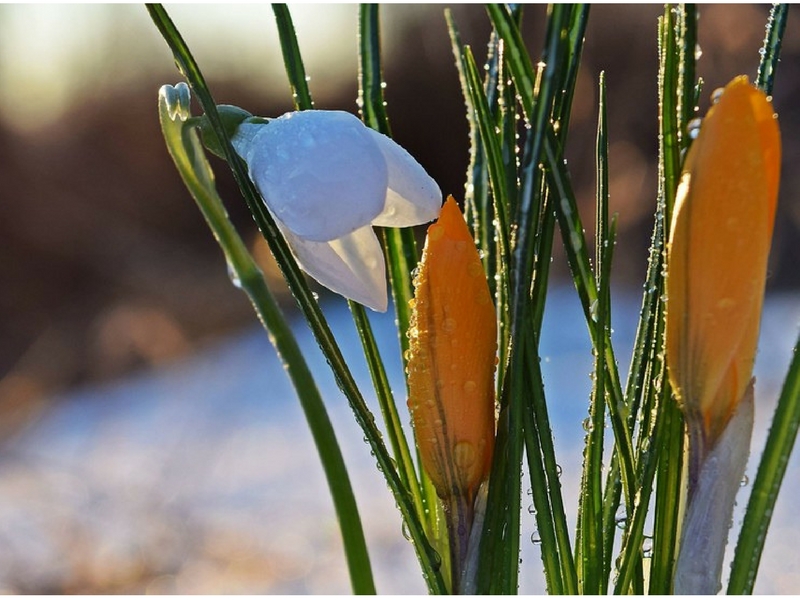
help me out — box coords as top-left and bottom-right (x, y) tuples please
(0, 288), (797, 593)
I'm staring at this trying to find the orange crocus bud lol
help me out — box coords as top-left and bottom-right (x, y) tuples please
(666, 76), (780, 451)
(407, 196), (497, 502)
(406, 196), (497, 590)
(668, 76), (781, 595)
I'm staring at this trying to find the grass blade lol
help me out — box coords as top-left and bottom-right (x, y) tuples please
(576, 72), (610, 595)
(728, 333), (800, 593)
(461, 44), (519, 594)
(271, 4), (314, 109)
(756, 4), (788, 96)
(358, 5), (421, 374)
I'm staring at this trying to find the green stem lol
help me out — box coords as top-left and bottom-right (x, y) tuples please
(157, 89), (375, 593)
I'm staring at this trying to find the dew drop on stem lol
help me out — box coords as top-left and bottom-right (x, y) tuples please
(226, 260), (242, 289)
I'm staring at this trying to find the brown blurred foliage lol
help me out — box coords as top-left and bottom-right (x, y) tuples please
(2, 4), (799, 447)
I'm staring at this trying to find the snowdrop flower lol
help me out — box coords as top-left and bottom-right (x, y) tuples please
(666, 76), (780, 594)
(230, 110), (442, 312)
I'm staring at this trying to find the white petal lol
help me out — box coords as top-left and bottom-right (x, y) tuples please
(280, 222), (388, 312)
(229, 121), (263, 158)
(365, 128), (442, 227)
(233, 111), (388, 242)
(674, 384), (754, 595)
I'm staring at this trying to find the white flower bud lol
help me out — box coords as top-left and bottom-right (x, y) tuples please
(231, 110), (442, 311)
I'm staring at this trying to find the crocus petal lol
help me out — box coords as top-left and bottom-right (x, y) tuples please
(666, 76), (780, 444)
(407, 196), (497, 501)
(280, 221), (388, 312)
(365, 128), (443, 227)
(232, 111), (388, 242)
(674, 383), (754, 595)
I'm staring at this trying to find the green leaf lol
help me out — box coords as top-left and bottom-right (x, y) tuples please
(728, 334), (800, 593)
(461, 44), (519, 594)
(271, 4), (315, 110)
(756, 4), (789, 96)
(576, 73), (611, 595)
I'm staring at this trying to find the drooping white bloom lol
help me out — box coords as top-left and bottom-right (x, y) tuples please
(230, 110), (442, 311)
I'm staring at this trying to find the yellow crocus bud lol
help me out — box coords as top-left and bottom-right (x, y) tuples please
(406, 196), (497, 591)
(666, 76), (780, 450)
(407, 196), (497, 502)
(667, 76), (781, 595)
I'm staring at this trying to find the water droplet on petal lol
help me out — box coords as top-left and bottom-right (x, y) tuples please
(429, 224), (444, 241)
(453, 441), (476, 470)
(688, 117), (703, 139)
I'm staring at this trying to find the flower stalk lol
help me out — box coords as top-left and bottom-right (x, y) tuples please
(406, 196), (497, 592)
(666, 76), (781, 593)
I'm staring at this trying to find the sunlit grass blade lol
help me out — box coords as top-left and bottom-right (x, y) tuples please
(356, 0), (431, 550)
(358, 5), (421, 373)
(271, 4), (314, 110)
(445, 12), (497, 273)
(611, 7), (695, 594)
(496, 13), (520, 218)
(517, 8), (587, 594)
(678, 4), (697, 138)
(489, 2), (634, 524)
(485, 5), (583, 593)
(445, 10), (507, 387)
(728, 331), (800, 594)
(756, 4), (788, 96)
(157, 85), (375, 594)
(649, 389), (684, 593)
(647, 8), (696, 592)
(461, 46), (511, 273)
(543, 130), (635, 504)
(147, 5), (447, 592)
(273, 1), (441, 586)
(576, 73), (611, 595)
(554, 5), (590, 134)
(460, 44), (519, 595)
(485, 4), (535, 119)
(521, 334), (565, 595)
(611, 384), (662, 594)
(444, 11), (487, 242)
(357, 4), (391, 135)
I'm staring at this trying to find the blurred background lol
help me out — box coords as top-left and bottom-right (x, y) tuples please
(1, 4), (799, 594)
